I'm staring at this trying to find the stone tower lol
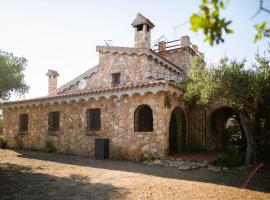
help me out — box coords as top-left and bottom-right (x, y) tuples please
(131, 13), (155, 49)
(46, 69), (59, 94)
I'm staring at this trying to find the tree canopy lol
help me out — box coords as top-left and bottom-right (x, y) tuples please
(0, 50), (29, 101)
(184, 57), (258, 108)
(190, 0), (270, 45)
(183, 49), (270, 164)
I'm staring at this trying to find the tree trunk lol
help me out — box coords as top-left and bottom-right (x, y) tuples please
(239, 109), (257, 165)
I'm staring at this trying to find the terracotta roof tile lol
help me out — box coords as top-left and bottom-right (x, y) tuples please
(3, 80), (182, 105)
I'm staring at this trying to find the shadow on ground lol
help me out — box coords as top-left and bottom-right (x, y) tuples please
(16, 149), (270, 193)
(0, 163), (126, 200)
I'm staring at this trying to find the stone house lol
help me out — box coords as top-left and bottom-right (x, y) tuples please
(2, 13), (235, 160)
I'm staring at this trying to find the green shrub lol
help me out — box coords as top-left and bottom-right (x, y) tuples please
(216, 147), (240, 167)
(0, 136), (6, 149)
(113, 147), (126, 160)
(44, 140), (56, 153)
(139, 151), (159, 162)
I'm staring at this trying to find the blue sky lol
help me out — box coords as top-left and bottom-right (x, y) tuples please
(0, 0), (269, 99)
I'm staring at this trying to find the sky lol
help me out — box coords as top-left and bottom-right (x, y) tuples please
(0, 0), (269, 100)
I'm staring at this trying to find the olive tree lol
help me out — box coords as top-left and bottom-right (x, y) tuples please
(184, 51), (270, 165)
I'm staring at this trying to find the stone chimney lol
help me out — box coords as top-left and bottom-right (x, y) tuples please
(46, 69), (59, 94)
(181, 35), (190, 48)
(131, 13), (155, 49)
(192, 44), (198, 52)
(158, 41), (166, 54)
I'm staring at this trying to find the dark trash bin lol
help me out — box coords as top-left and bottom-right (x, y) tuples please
(95, 139), (109, 160)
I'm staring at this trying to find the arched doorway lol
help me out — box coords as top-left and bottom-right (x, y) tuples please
(169, 107), (186, 154)
(210, 107), (244, 150)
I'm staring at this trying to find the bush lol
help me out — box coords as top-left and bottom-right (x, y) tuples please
(44, 140), (56, 153)
(113, 147), (126, 160)
(0, 136), (6, 149)
(139, 151), (159, 162)
(216, 147), (240, 167)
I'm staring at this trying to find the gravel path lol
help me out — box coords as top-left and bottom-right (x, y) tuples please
(0, 149), (269, 200)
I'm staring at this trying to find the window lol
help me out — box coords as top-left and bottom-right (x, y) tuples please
(48, 111), (60, 132)
(111, 73), (121, 86)
(86, 108), (101, 131)
(134, 105), (153, 132)
(19, 114), (28, 132)
(137, 24), (143, 31)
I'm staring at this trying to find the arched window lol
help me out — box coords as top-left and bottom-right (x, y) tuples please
(134, 105), (153, 132)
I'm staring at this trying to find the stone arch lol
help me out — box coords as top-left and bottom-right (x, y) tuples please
(208, 106), (242, 149)
(134, 104), (153, 132)
(169, 106), (186, 154)
(209, 106), (235, 135)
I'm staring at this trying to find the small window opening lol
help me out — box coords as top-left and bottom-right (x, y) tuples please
(86, 108), (101, 131)
(134, 105), (153, 132)
(111, 73), (121, 86)
(137, 24), (143, 31)
(19, 114), (28, 132)
(48, 111), (60, 132)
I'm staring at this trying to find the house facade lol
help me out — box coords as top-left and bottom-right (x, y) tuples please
(2, 14), (234, 160)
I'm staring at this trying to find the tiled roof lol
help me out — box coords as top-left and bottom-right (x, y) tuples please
(3, 80), (182, 105)
(51, 65), (99, 95)
(131, 13), (155, 29)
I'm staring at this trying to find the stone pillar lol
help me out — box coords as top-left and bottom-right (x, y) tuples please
(181, 35), (190, 48)
(46, 69), (59, 94)
(158, 41), (166, 54)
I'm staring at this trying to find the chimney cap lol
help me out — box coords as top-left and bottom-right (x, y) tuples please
(46, 69), (59, 77)
(131, 13), (155, 29)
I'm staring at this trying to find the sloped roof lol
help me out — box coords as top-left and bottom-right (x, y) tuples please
(3, 80), (182, 106)
(131, 13), (155, 29)
(52, 65), (99, 95)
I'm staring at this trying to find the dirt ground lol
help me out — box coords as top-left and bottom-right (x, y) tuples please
(0, 149), (269, 200)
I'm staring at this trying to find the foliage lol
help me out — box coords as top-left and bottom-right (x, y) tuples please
(222, 118), (243, 148)
(140, 151), (159, 162)
(0, 50), (29, 101)
(0, 135), (6, 149)
(190, 0), (233, 45)
(0, 117), (3, 134)
(113, 147), (126, 160)
(184, 56), (257, 108)
(253, 50), (270, 162)
(44, 140), (56, 153)
(184, 49), (270, 165)
(191, 0), (270, 45)
(254, 21), (270, 43)
(216, 147), (240, 167)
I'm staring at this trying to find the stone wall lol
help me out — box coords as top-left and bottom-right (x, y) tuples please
(3, 93), (172, 160)
(161, 49), (191, 73)
(60, 51), (179, 94)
